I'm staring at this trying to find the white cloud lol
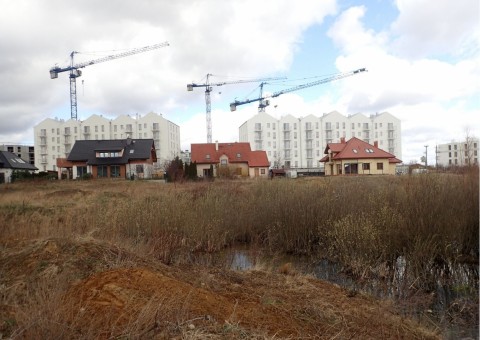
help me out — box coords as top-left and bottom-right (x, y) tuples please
(319, 3), (480, 162)
(391, 0), (480, 59)
(0, 0), (337, 144)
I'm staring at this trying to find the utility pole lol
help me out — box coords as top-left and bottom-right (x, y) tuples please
(424, 145), (428, 169)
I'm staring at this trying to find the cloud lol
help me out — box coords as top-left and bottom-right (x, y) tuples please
(318, 2), (479, 162)
(0, 0), (337, 144)
(390, 0), (480, 59)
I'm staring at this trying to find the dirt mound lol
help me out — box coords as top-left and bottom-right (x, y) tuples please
(0, 238), (439, 339)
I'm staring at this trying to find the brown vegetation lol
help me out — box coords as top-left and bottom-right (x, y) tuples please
(0, 171), (478, 338)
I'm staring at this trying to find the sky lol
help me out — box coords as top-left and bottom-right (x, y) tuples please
(0, 0), (478, 164)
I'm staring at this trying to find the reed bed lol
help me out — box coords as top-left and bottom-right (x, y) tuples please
(1, 170), (478, 293)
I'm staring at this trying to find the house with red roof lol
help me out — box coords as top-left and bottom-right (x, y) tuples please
(320, 137), (402, 176)
(191, 142), (270, 178)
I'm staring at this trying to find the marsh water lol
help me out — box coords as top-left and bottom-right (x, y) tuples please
(192, 247), (479, 339)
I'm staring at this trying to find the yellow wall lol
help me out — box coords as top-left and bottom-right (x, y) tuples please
(324, 158), (396, 176)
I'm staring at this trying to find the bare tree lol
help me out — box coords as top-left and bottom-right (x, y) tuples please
(463, 127), (477, 166)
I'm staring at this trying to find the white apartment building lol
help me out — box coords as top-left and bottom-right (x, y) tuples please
(436, 138), (478, 167)
(239, 110), (402, 169)
(34, 112), (181, 172)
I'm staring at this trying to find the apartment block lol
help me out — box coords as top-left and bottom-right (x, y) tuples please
(34, 112), (181, 172)
(239, 111), (402, 169)
(0, 144), (35, 165)
(436, 138), (479, 166)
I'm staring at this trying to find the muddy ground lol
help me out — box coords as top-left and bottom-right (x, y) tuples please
(0, 237), (440, 339)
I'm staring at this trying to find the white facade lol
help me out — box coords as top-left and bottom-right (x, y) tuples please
(436, 138), (479, 167)
(239, 110), (402, 169)
(34, 112), (180, 171)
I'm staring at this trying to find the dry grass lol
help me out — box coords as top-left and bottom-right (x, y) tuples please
(0, 172), (478, 337)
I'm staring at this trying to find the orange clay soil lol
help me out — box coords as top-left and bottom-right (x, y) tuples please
(0, 238), (439, 339)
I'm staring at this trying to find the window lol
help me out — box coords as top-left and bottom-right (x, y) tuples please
(77, 166), (87, 178)
(336, 122), (339, 129)
(110, 165), (120, 177)
(377, 163), (383, 170)
(261, 169), (265, 174)
(236, 153), (241, 158)
(267, 123), (270, 128)
(220, 159), (227, 166)
(205, 154), (210, 159)
(98, 166), (108, 177)
(363, 163), (370, 170)
(136, 165), (144, 173)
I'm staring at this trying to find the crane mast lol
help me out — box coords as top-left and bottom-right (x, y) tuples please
(230, 68), (367, 111)
(50, 42), (169, 120)
(187, 75), (285, 143)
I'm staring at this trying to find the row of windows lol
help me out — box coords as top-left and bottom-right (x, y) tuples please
(42, 123), (165, 136)
(448, 143), (478, 150)
(448, 150), (478, 158)
(255, 121), (396, 131)
(449, 158), (478, 165)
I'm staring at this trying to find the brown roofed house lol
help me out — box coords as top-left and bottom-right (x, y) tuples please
(191, 142), (269, 178)
(320, 137), (401, 176)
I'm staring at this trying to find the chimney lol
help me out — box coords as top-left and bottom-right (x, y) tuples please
(215, 140), (218, 151)
(374, 141), (378, 148)
(340, 137), (346, 144)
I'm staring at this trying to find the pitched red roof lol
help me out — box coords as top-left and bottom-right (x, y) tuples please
(249, 150), (270, 167)
(191, 142), (269, 167)
(321, 137), (401, 162)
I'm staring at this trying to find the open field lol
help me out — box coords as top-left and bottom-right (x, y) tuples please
(0, 172), (478, 338)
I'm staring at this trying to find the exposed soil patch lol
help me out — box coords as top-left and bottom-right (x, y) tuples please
(0, 238), (439, 339)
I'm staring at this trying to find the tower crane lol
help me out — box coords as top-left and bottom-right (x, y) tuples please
(187, 74), (285, 143)
(49, 41), (169, 120)
(230, 68), (367, 112)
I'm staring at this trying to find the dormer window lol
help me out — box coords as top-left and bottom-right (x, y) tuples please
(352, 149), (358, 154)
(206, 154), (210, 159)
(97, 151), (122, 158)
(236, 153), (241, 158)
